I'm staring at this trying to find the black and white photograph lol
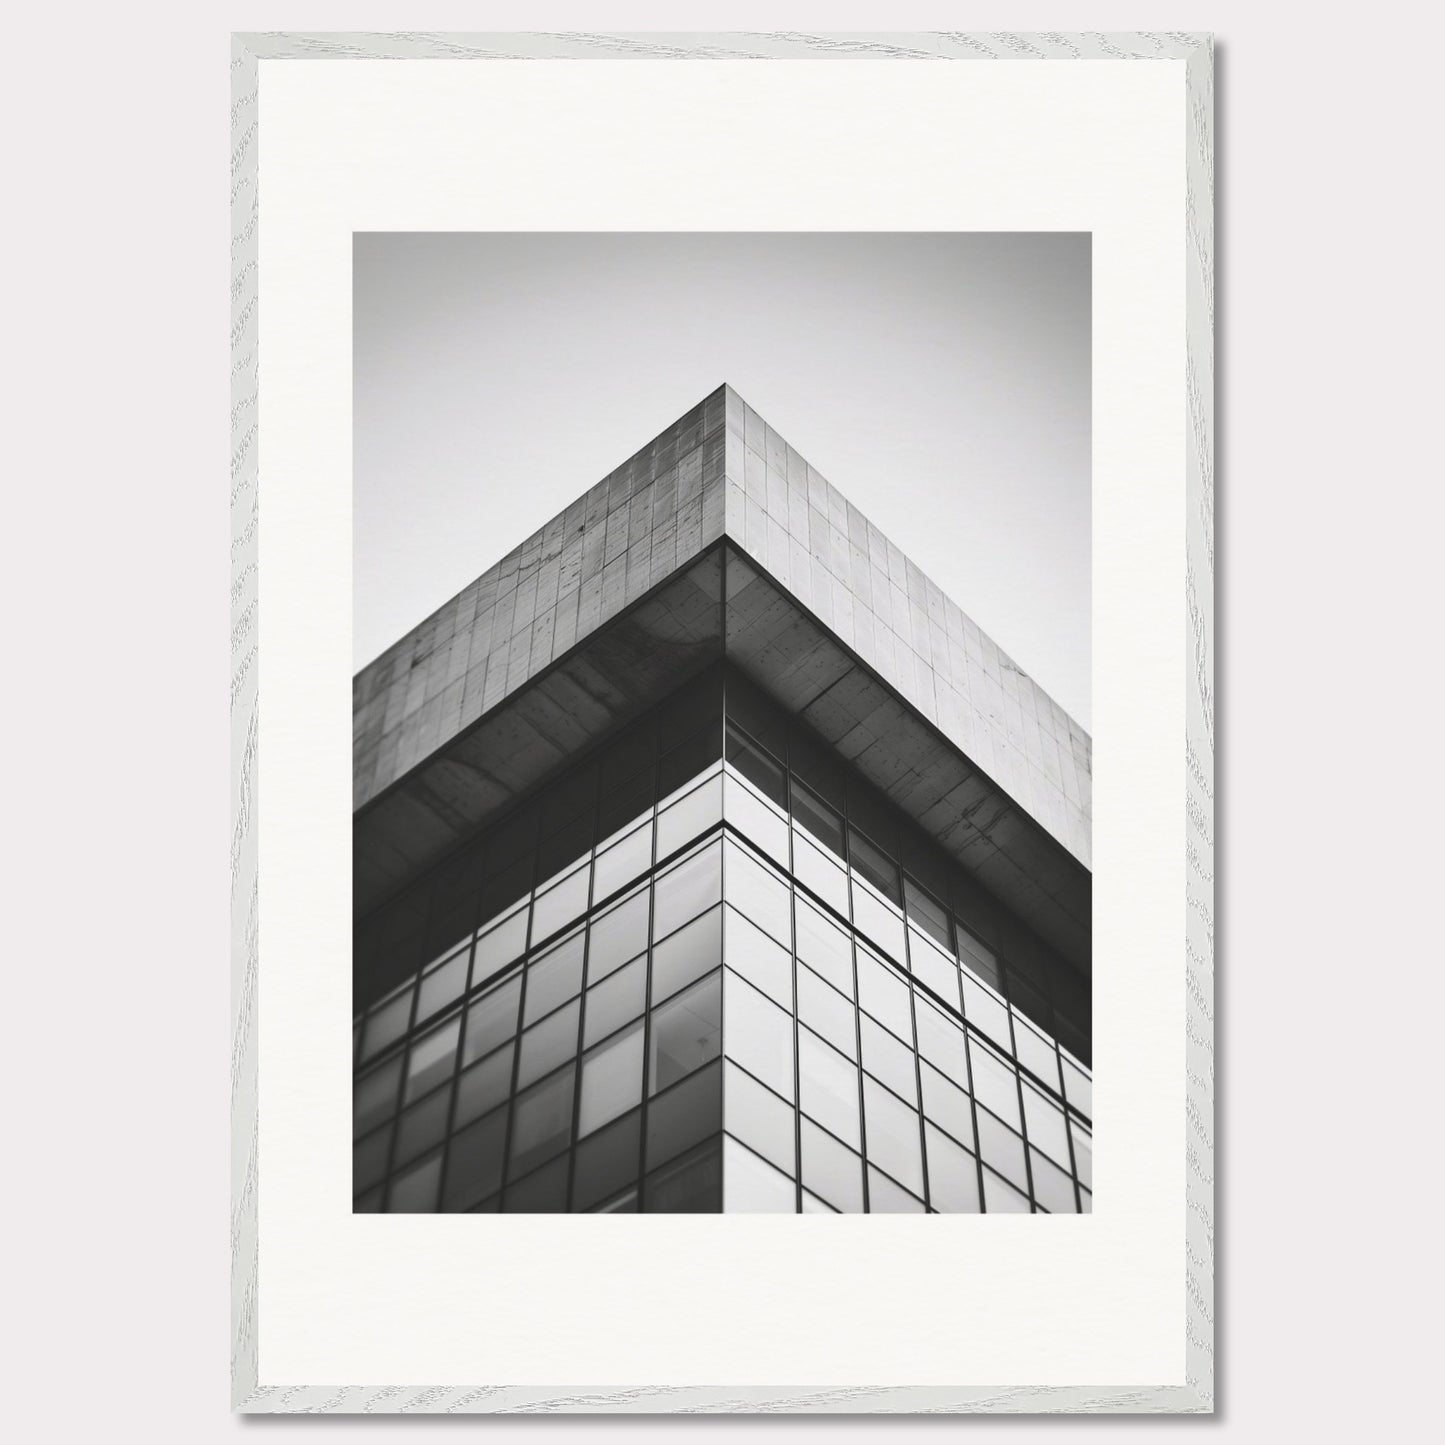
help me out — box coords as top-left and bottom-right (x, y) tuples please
(351, 232), (1093, 1214)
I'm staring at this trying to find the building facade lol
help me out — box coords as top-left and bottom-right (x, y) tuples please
(353, 387), (1092, 1213)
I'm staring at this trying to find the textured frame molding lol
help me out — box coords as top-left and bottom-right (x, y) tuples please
(230, 30), (1213, 1414)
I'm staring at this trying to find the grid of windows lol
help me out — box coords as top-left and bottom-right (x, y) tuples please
(355, 666), (1091, 1212)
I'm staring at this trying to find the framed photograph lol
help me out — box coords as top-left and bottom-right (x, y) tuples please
(231, 31), (1214, 1413)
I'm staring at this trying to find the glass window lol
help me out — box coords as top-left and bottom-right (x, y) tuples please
(982, 1166), (1030, 1214)
(860, 1015), (919, 1108)
(724, 971), (796, 1101)
(1030, 1147), (1077, 1213)
(395, 1087), (452, 1167)
(644, 1137), (722, 1213)
(849, 828), (900, 902)
(405, 1014), (460, 1103)
(354, 1186), (384, 1214)
(442, 1107), (508, 1211)
(863, 1077), (924, 1198)
(509, 1063), (576, 1178)
(968, 1038), (1022, 1130)
(1022, 1081), (1071, 1166)
(523, 930), (585, 1025)
(957, 929), (1002, 992)
(723, 1137), (796, 1213)
(800, 1116), (863, 1213)
(579, 1018), (644, 1138)
(1061, 1055), (1092, 1120)
(461, 971), (521, 1067)
(723, 773), (789, 866)
(908, 929), (961, 1011)
(353, 1125), (392, 1196)
(582, 954), (647, 1048)
(649, 970), (722, 1093)
(474, 904), (529, 981)
(360, 985), (412, 1063)
(913, 994), (967, 1074)
(902, 878), (952, 950)
(503, 1151), (570, 1213)
(801, 1190), (838, 1214)
(724, 906), (793, 1010)
(792, 831), (850, 916)
(587, 888), (649, 982)
(723, 841), (791, 948)
(572, 1108), (641, 1212)
(790, 779), (844, 857)
(798, 1028), (861, 1150)
(417, 947), (469, 1022)
(531, 862), (589, 945)
(388, 1151), (442, 1212)
(453, 1042), (514, 1130)
(851, 879), (906, 965)
(593, 820), (651, 904)
(354, 1057), (402, 1139)
(796, 964), (857, 1060)
(1071, 1121), (1093, 1191)
(655, 773), (723, 860)
(725, 724), (786, 806)
(925, 1123), (980, 1213)
(920, 1060), (975, 1150)
(515, 999), (580, 1091)
(591, 1187), (639, 1213)
(651, 906), (723, 1008)
(794, 899), (854, 998)
(975, 1106), (1029, 1192)
(868, 1166), (925, 1213)
(645, 1060), (722, 1172)
(653, 840), (722, 941)
(658, 726), (721, 800)
(855, 948), (912, 1042)
(723, 1062), (796, 1176)
(1013, 1013), (1062, 1093)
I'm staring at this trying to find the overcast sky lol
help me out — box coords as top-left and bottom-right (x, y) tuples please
(354, 232), (1090, 729)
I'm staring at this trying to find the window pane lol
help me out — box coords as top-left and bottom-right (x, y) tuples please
(354, 1057), (402, 1138)
(914, 994), (967, 1076)
(968, 1038), (1022, 1130)
(579, 1018), (644, 1137)
(531, 863), (589, 946)
(860, 1015), (918, 1108)
(724, 970), (796, 1101)
(461, 972), (521, 1066)
(644, 1137), (722, 1213)
(649, 970), (722, 1093)
(849, 828), (900, 901)
(1030, 1147), (1077, 1213)
(851, 880), (906, 965)
(724, 841), (791, 948)
(868, 1166), (925, 1213)
(1071, 1121), (1093, 1190)
(515, 999), (580, 1091)
(982, 1166), (1030, 1213)
(796, 964), (856, 1060)
(790, 779), (844, 857)
(389, 1151), (442, 1212)
(925, 1123), (981, 1213)
(395, 1087), (452, 1167)
(405, 1015), (459, 1103)
(360, 987), (412, 1062)
(582, 954), (647, 1048)
(723, 1062), (796, 1176)
(957, 929), (1002, 991)
(655, 773), (722, 860)
(800, 1117), (863, 1213)
(975, 1106), (1029, 1192)
(724, 906), (793, 1010)
(908, 929), (961, 1011)
(442, 1107), (508, 1211)
(798, 1028), (861, 1150)
(863, 1077), (924, 1197)
(792, 832), (849, 916)
(353, 1125), (392, 1196)
(588, 889), (649, 982)
(653, 839), (722, 941)
(453, 1042), (514, 1130)
(651, 906), (723, 1007)
(920, 1060), (975, 1149)
(856, 949), (912, 1042)
(503, 1152), (570, 1213)
(1062, 1056), (1092, 1120)
(723, 773), (789, 866)
(902, 878), (952, 950)
(801, 1190), (837, 1214)
(474, 905), (528, 981)
(523, 931), (585, 1025)
(724, 1137), (796, 1213)
(794, 899), (854, 998)
(725, 725), (786, 805)
(593, 821), (651, 904)
(1013, 1014), (1062, 1093)
(572, 1108), (641, 1212)
(1022, 1081), (1071, 1166)
(645, 1059), (722, 1171)
(509, 1063), (576, 1178)
(418, 947), (469, 1022)
(591, 1187), (639, 1214)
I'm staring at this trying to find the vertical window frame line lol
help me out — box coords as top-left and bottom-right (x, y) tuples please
(901, 917), (933, 1213)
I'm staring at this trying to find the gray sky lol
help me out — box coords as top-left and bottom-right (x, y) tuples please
(354, 233), (1090, 729)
